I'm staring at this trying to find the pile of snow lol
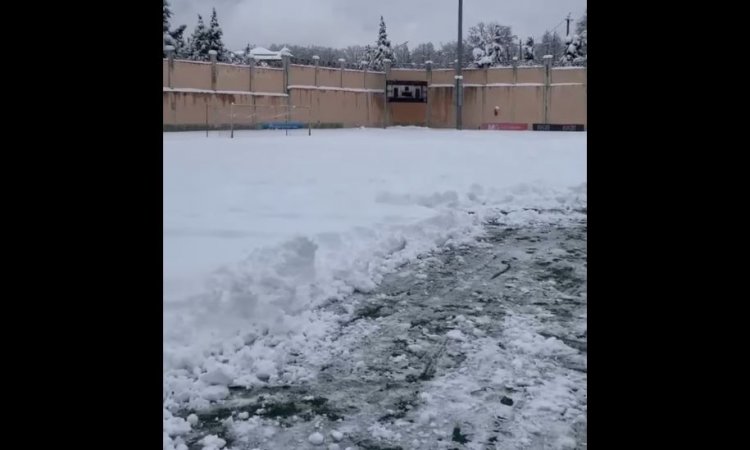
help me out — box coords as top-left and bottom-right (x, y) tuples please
(163, 128), (586, 446)
(308, 431), (325, 445)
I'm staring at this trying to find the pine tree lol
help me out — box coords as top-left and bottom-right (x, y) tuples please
(369, 16), (395, 70)
(163, 1), (188, 58)
(361, 45), (373, 68)
(169, 25), (188, 58)
(163, 0), (172, 34)
(188, 15), (210, 61)
(163, 0), (173, 56)
(206, 8), (228, 62)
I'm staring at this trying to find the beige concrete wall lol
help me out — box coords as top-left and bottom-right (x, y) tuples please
(460, 87), (482, 129)
(431, 69), (456, 85)
(366, 72), (385, 90)
(390, 69), (427, 82)
(427, 87), (456, 127)
(216, 63), (251, 92)
(484, 86), (513, 123)
(253, 68), (284, 93)
(164, 91), (254, 127)
(548, 84), (587, 125)
(163, 60), (170, 87)
(512, 85), (546, 124)
(294, 89), (383, 127)
(343, 70), (364, 89)
(289, 65), (316, 86)
(390, 103), (427, 126)
(317, 67), (341, 88)
(487, 68), (514, 84)
(517, 67), (545, 84)
(344, 70), (368, 89)
(551, 67), (586, 84)
(172, 60), (212, 90)
(462, 69), (485, 85)
(163, 61), (585, 130)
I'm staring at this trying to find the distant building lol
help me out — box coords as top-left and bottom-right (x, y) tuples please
(248, 46), (293, 62)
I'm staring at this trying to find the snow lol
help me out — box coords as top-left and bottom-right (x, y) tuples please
(163, 128), (586, 448)
(437, 83), (584, 88)
(446, 329), (467, 341)
(308, 431), (325, 445)
(287, 85), (383, 94)
(201, 385), (229, 401)
(172, 59), (213, 66)
(199, 363), (235, 386)
(249, 46), (272, 55)
(199, 434), (225, 450)
(369, 422), (402, 441)
(163, 409), (191, 437)
(330, 430), (343, 441)
(163, 87), (288, 97)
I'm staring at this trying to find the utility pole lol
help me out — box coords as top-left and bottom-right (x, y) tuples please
(456, 0), (463, 130)
(566, 13), (572, 36)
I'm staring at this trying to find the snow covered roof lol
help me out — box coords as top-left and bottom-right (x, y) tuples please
(249, 46), (292, 61)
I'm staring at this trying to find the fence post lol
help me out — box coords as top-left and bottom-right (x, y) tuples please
(312, 56), (320, 127)
(425, 60), (432, 128)
(313, 55), (320, 87)
(248, 56), (255, 92)
(543, 54), (553, 125)
(338, 58), (346, 88)
(165, 45), (175, 88)
(282, 54), (291, 94)
(230, 102), (235, 138)
(282, 53), (291, 127)
(363, 61), (370, 126)
(209, 50), (218, 91)
(383, 58), (392, 129)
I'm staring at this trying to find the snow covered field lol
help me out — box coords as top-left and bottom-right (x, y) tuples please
(163, 128), (587, 449)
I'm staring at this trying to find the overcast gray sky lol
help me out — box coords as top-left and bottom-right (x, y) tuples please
(169, 0), (586, 50)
